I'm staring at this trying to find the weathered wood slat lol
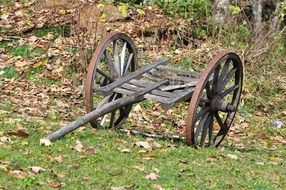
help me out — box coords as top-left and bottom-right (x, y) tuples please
(159, 81), (197, 91)
(45, 80), (169, 141)
(161, 87), (195, 110)
(142, 73), (161, 82)
(144, 94), (170, 103)
(97, 58), (168, 95)
(121, 83), (174, 98)
(167, 76), (198, 83)
(129, 79), (154, 87)
(157, 65), (199, 78)
(113, 87), (134, 95)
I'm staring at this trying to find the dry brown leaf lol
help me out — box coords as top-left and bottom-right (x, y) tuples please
(133, 104), (142, 112)
(30, 166), (46, 174)
(132, 165), (145, 172)
(241, 123), (249, 129)
(7, 129), (29, 138)
(40, 138), (52, 146)
(11, 170), (25, 179)
(120, 148), (131, 153)
(227, 154), (238, 160)
(15, 60), (28, 68)
(74, 140), (84, 152)
(145, 172), (159, 180)
(47, 180), (63, 188)
(135, 141), (151, 150)
(85, 146), (95, 155)
(152, 184), (164, 190)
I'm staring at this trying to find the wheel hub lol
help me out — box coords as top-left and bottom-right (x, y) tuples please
(210, 96), (236, 112)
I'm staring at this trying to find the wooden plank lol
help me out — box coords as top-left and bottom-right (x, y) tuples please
(117, 84), (172, 103)
(124, 81), (175, 98)
(161, 87), (195, 110)
(45, 80), (169, 141)
(142, 73), (161, 82)
(113, 87), (134, 95)
(97, 58), (168, 95)
(157, 65), (199, 78)
(167, 76), (198, 83)
(129, 79), (154, 87)
(144, 94), (170, 103)
(159, 81), (197, 91)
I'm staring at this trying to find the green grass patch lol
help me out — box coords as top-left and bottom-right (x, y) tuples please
(33, 25), (70, 41)
(9, 44), (31, 58)
(0, 67), (17, 79)
(0, 112), (285, 189)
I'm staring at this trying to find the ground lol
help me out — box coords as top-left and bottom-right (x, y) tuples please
(0, 0), (286, 189)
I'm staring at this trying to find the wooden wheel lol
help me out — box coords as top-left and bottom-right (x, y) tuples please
(185, 52), (243, 147)
(85, 32), (138, 128)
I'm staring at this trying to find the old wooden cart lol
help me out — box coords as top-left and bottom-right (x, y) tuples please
(45, 32), (243, 147)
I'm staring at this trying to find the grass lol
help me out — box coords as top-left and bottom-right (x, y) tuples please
(0, 113), (285, 189)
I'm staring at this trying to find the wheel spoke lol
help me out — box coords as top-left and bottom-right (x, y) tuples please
(208, 115), (214, 146)
(219, 67), (237, 92)
(218, 58), (230, 83)
(95, 95), (110, 110)
(96, 68), (113, 83)
(205, 81), (212, 99)
(120, 42), (127, 76)
(100, 114), (108, 126)
(113, 40), (120, 76)
(105, 51), (117, 78)
(194, 107), (209, 123)
(109, 111), (116, 128)
(195, 112), (209, 139)
(214, 112), (226, 129)
(212, 65), (220, 95)
(124, 53), (133, 76)
(219, 84), (239, 98)
(200, 113), (212, 146)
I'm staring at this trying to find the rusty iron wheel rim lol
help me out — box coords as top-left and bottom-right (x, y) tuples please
(85, 32), (138, 128)
(185, 52), (243, 147)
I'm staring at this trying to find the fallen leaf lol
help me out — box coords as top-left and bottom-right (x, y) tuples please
(30, 166), (46, 174)
(151, 141), (162, 148)
(133, 104), (142, 112)
(7, 129), (29, 138)
(145, 173), (159, 180)
(132, 165), (145, 172)
(274, 136), (286, 144)
(120, 148), (131, 153)
(74, 140), (84, 152)
(32, 60), (43, 68)
(227, 154), (238, 160)
(206, 155), (217, 162)
(40, 138), (52, 146)
(110, 186), (133, 190)
(11, 170), (25, 179)
(49, 156), (63, 163)
(15, 60), (28, 68)
(240, 123), (248, 129)
(152, 184), (164, 190)
(135, 141), (151, 150)
(0, 136), (10, 143)
(15, 10), (23, 17)
(47, 180), (63, 188)
(85, 146), (95, 155)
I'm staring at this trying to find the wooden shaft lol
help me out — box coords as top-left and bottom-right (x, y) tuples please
(45, 80), (169, 141)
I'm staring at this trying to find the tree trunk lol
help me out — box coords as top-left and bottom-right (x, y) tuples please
(252, 0), (263, 39)
(270, 0), (286, 33)
(214, 0), (230, 25)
